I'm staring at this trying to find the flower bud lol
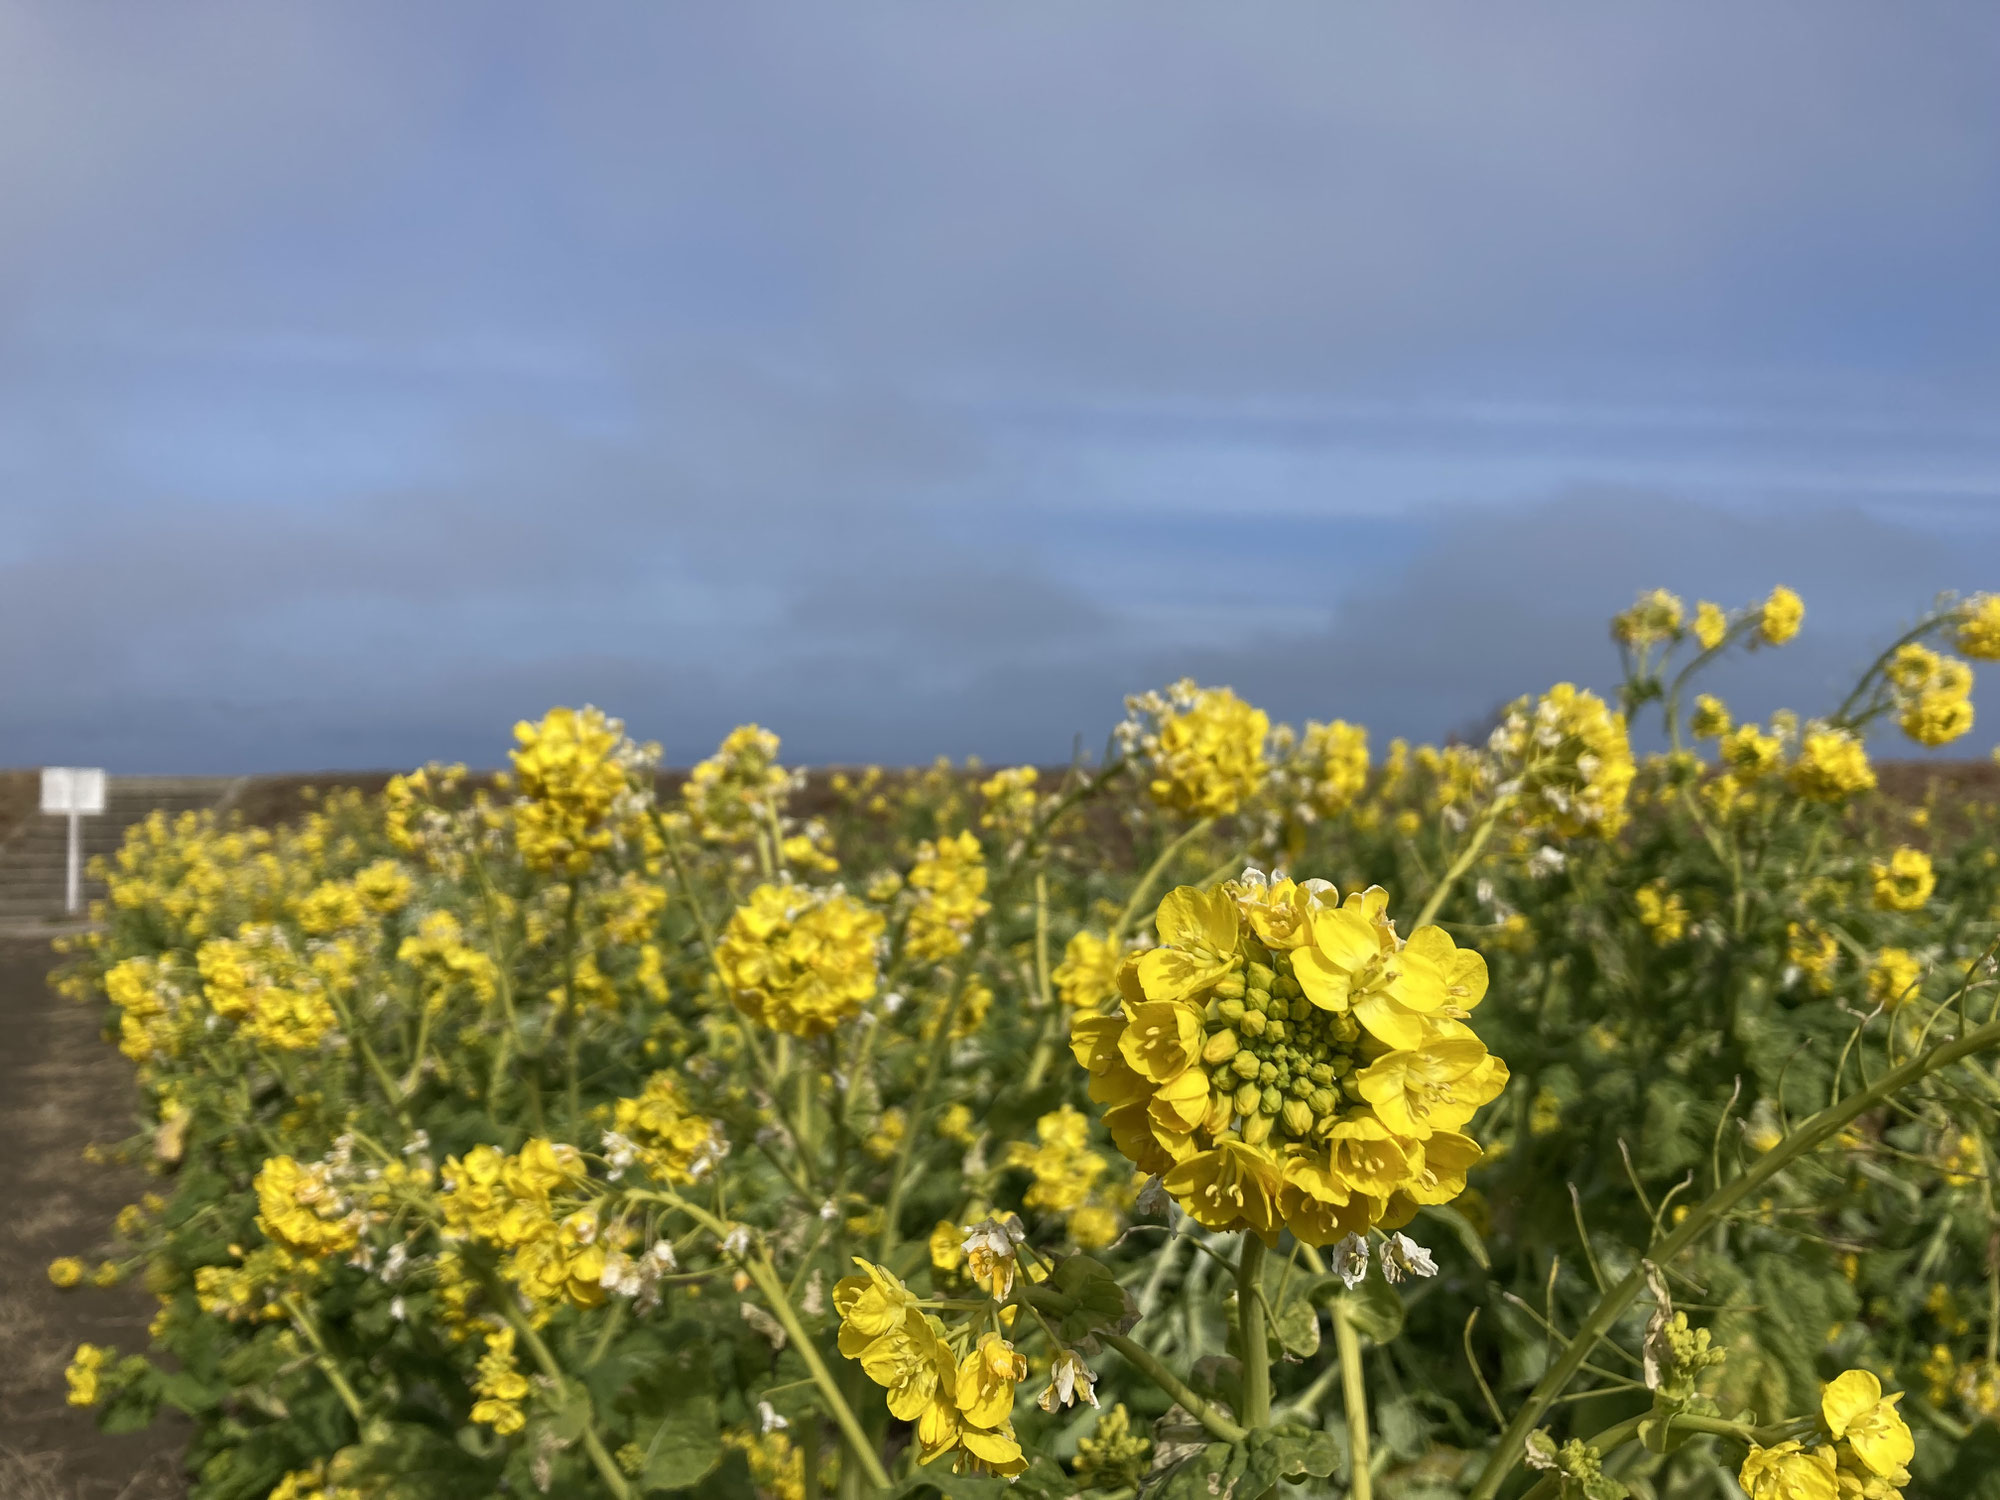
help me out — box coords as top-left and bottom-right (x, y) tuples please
(1245, 962), (1276, 991)
(1202, 1029), (1240, 1064)
(1240, 1011), (1267, 1038)
(1234, 1082), (1263, 1116)
(1281, 1099), (1314, 1137)
(1260, 1085), (1284, 1115)
(1231, 1052), (1261, 1080)
(1219, 997), (1246, 1023)
(1212, 972), (1246, 999)
(1241, 1112), (1274, 1145)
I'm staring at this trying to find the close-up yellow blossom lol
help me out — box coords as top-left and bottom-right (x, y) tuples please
(1694, 599), (1729, 650)
(1787, 727), (1876, 802)
(1871, 846), (1936, 911)
(1121, 679), (1270, 819)
(717, 882), (884, 1036)
(1490, 682), (1635, 839)
(1867, 948), (1923, 1011)
(1959, 593), (2000, 659)
(1759, 585), (1805, 646)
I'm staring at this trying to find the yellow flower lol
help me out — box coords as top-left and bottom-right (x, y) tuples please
(1635, 882), (1690, 944)
(1759, 586), (1805, 646)
(509, 705), (647, 875)
(955, 1333), (1026, 1428)
(928, 1221), (965, 1273)
(1870, 847), (1936, 912)
(1611, 588), (1685, 646)
(1820, 1370), (1914, 1478)
(1694, 600), (1728, 650)
(1788, 729), (1876, 802)
(1054, 931), (1124, 1010)
(1867, 948), (1922, 1010)
(1690, 694), (1732, 739)
(64, 1343), (111, 1407)
(834, 1259), (924, 1355)
(1273, 719), (1370, 820)
(1740, 1441), (1836, 1500)
(1355, 1032), (1504, 1139)
(717, 883), (884, 1036)
(47, 1256), (85, 1288)
(1720, 722), (1784, 779)
(977, 766), (1040, 839)
(905, 832), (991, 962)
(1958, 593), (2000, 660)
(1788, 922), (1840, 994)
(1121, 680), (1270, 819)
(1163, 1138), (1285, 1241)
(1902, 687), (1975, 747)
(1489, 683), (1636, 839)
(682, 724), (793, 847)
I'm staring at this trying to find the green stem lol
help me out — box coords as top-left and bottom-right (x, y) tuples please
(488, 1277), (633, 1500)
(1332, 1301), (1372, 1500)
(1468, 1012), (2000, 1500)
(1098, 1329), (1249, 1443)
(1110, 818), (1215, 948)
(1236, 1236), (1271, 1429)
(877, 949), (981, 1259)
(1412, 800), (1506, 931)
(557, 880), (585, 1137)
(280, 1294), (364, 1424)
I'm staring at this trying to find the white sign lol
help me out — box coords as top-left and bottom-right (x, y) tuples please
(41, 767), (107, 816)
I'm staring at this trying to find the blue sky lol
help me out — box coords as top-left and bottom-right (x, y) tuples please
(3, 4), (1999, 771)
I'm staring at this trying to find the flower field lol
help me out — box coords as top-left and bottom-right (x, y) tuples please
(41, 587), (2000, 1500)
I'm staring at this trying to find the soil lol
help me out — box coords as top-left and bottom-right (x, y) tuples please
(0, 937), (185, 1499)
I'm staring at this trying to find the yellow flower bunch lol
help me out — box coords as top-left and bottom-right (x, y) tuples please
(1739, 1370), (1913, 1500)
(198, 927), (342, 1052)
(1611, 588), (1685, 647)
(1868, 948), (1922, 1011)
(254, 1155), (362, 1262)
(1053, 931), (1124, 1010)
(1885, 643), (1976, 747)
(1958, 593), (2000, 660)
(720, 1428), (818, 1500)
(65, 1343), (112, 1407)
(1070, 873), (1504, 1243)
(266, 1462), (366, 1500)
(1634, 882), (1689, 944)
(1119, 679), (1270, 819)
(1787, 922), (1840, 994)
(1490, 683), (1636, 839)
(1690, 694), (1732, 739)
(1003, 1105), (1112, 1225)
(605, 1073), (723, 1185)
(1694, 599), (1729, 650)
(1270, 719), (1371, 821)
(437, 1139), (608, 1309)
(834, 1260), (1029, 1476)
(905, 832), (990, 962)
(1871, 847), (1936, 912)
(683, 724), (796, 847)
(977, 766), (1041, 840)
(510, 706), (652, 876)
(1788, 728), (1876, 802)
(470, 1325), (531, 1434)
(397, 910), (500, 1009)
(1415, 743), (1490, 815)
(1759, 586), (1805, 646)
(717, 883), (884, 1036)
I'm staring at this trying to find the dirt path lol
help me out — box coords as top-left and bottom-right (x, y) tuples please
(0, 937), (185, 1499)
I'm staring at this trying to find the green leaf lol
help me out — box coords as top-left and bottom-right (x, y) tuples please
(329, 1419), (502, 1500)
(1335, 1278), (1405, 1345)
(1269, 1294), (1321, 1359)
(639, 1391), (723, 1494)
(1048, 1254), (1139, 1344)
(1149, 1429), (1336, 1500)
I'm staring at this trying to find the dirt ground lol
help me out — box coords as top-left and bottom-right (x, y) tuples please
(0, 937), (185, 1499)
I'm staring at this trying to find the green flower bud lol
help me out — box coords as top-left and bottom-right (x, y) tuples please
(1266, 995), (1291, 1021)
(1212, 972), (1246, 999)
(1309, 1063), (1335, 1085)
(1202, 1029), (1240, 1065)
(1258, 1061), (1279, 1086)
(1239, 1010), (1267, 1038)
(1246, 961), (1276, 991)
(1308, 1088), (1337, 1116)
(1274, 974), (1303, 999)
(1288, 1076), (1312, 1099)
(1263, 1019), (1288, 1042)
(1219, 997), (1246, 1024)
(1241, 1112), (1275, 1146)
(1232, 1052), (1262, 1081)
(1281, 1099), (1314, 1137)
(1246, 990), (1271, 1014)
(1235, 1082), (1264, 1116)
(1260, 1085), (1284, 1115)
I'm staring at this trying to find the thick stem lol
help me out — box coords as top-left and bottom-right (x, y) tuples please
(1097, 1329), (1249, 1443)
(1332, 1301), (1372, 1500)
(1468, 1012), (2000, 1500)
(1236, 1236), (1271, 1430)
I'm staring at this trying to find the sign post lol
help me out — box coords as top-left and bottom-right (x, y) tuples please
(41, 768), (107, 915)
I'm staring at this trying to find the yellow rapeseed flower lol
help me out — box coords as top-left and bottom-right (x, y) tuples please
(1611, 588), (1685, 647)
(1820, 1369), (1915, 1480)
(1871, 847), (1936, 912)
(717, 884), (884, 1036)
(1759, 586), (1805, 646)
(1958, 593), (2000, 660)
(1867, 948), (1922, 1011)
(1739, 1441), (1836, 1500)
(1694, 600), (1728, 650)
(1120, 680), (1270, 819)
(1788, 728), (1876, 802)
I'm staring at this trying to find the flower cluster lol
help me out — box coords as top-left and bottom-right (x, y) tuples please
(509, 706), (655, 875)
(1739, 1370), (1913, 1500)
(683, 724), (795, 846)
(1886, 643), (1976, 747)
(1053, 931), (1125, 1010)
(904, 832), (990, 962)
(1490, 683), (1636, 839)
(1071, 873), (1504, 1243)
(835, 1257), (1030, 1477)
(1870, 847), (1936, 912)
(437, 1139), (608, 1309)
(976, 766), (1042, 841)
(1787, 727), (1877, 802)
(716, 883), (884, 1036)
(1118, 679), (1271, 819)
(1269, 719), (1371, 821)
(1958, 593), (2000, 660)
(1759, 586), (1805, 647)
(603, 1072), (725, 1184)
(1002, 1106), (1119, 1247)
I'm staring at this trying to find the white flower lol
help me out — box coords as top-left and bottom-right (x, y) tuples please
(1379, 1232), (1438, 1284)
(1135, 1175), (1173, 1218)
(722, 1225), (752, 1257)
(758, 1400), (789, 1433)
(389, 1296), (407, 1321)
(600, 1252), (645, 1298)
(1528, 846), (1567, 878)
(601, 1131), (638, 1179)
(1037, 1349), (1100, 1412)
(961, 1216), (1026, 1300)
(647, 1240), (679, 1272)
(1332, 1233), (1370, 1290)
(820, 1199), (840, 1222)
